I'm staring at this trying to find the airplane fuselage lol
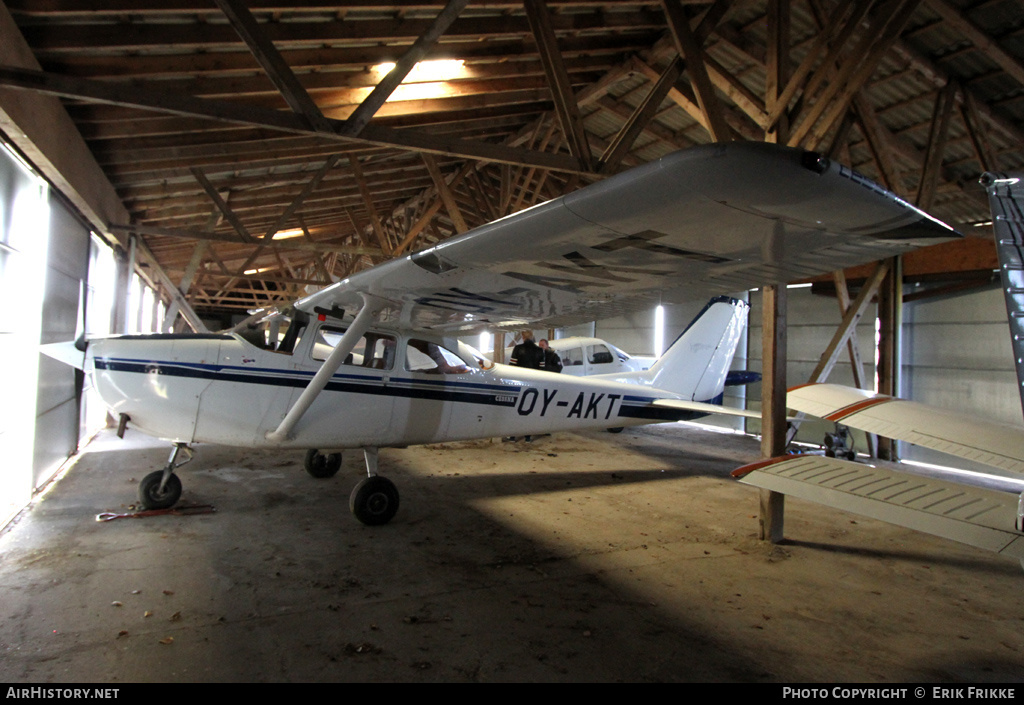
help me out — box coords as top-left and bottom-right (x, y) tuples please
(88, 327), (701, 451)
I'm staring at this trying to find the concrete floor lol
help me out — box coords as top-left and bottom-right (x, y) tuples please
(1, 423), (1023, 683)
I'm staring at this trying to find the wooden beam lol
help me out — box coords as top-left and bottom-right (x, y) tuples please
(759, 284), (787, 543)
(523, 0), (594, 169)
(599, 57), (682, 172)
(189, 167), (255, 243)
(340, 0), (471, 137)
(0, 65), (586, 173)
(915, 81), (957, 211)
(348, 155), (392, 256)
(765, 0), (858, 134)
(422, 153), (469, 234)
(924, 0), (1024, 88)
(852, 93), (903, 192)
(108, 223), (381, 256)
(260, 153), (344, 240)
(764, 0), (790, 143)
(960, 90), (1000, 173)
(807, 260), (890, 385)
(661, 0), (734, 142)
(213, 0), (332, 133)
(0, 4), (129, 243)
(787, 0), (924, 150)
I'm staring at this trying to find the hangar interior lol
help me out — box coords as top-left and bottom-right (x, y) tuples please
(1, 0), (1024, 683)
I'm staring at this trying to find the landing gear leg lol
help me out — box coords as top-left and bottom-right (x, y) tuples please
(139, 443), (191, 509)
(349, 447), (399, 526)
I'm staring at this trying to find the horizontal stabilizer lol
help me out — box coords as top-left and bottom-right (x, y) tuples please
(787, 383), (1024, 476)
(734, 455), (1024, 561)
(652, 398), (763, 420)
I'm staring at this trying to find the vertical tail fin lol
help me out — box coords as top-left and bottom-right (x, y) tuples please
(644, 297), (749, 401)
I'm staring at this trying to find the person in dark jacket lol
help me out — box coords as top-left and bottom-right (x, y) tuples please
(505, 331), (545, 442)
(539, 339), (562, 373)
(509, 330), (545, 370)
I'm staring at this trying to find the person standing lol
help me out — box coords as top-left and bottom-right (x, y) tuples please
(509, 330), (545, 370)
(538, 339), (562, 373)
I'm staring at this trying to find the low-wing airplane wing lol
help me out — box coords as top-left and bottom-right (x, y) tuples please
(786, 383), (1024, 475)
(733, 454), (1024, 562)
(295, 142), (958, 332)
(734, 383), (1024, 565)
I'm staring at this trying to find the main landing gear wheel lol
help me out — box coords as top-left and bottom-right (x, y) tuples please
(350, 476), (399, 526)
(304, 449), (342, 478)
(139, 471), (183, 510)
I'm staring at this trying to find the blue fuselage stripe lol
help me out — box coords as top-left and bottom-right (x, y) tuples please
(95, 358), (707, 421)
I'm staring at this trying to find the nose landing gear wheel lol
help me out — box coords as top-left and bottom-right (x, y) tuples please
(350, 476), (399, 526)
(139, 471), (183, 510)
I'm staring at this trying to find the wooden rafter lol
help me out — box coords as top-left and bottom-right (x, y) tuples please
(661, 0), (734, 142)
(0, 66), (585, 174)
(339, 0), (471, 137)
(213, 0), (332, 134)
(523, 0), (594, 169)
(915, 80), (958, 211)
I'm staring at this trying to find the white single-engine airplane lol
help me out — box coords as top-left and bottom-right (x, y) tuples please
(46, 142), (959, 525)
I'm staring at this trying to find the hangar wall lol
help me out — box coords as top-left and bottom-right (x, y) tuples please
(0, 141), (90, 515)
(34, 190), (90, 489)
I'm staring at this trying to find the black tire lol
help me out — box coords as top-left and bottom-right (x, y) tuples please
(350, 476), (400, 526)
(139, 471), (182, 510)
(304, 449), (342, 478)
(607, 427), (624, 434)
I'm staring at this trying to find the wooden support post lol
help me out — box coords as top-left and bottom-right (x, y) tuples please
(760, 284), (788, 543)
(876, 256), (903, 461)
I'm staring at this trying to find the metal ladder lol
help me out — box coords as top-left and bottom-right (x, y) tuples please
(982, 172), (1024, 421)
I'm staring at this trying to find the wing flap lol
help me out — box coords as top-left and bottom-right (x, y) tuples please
(787, 384), (1024, 476)
(734, 455), (1024, 560)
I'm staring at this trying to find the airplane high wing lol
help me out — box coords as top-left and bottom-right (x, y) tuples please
(734, 383), (1024, 566)
(294, 142), (958, 332)
(47, 142), (962, 525)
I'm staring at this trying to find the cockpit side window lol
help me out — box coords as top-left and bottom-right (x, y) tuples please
(588, 344), (613, 365)
(311, 325), (397, 370)
(404, 339), (470, 375)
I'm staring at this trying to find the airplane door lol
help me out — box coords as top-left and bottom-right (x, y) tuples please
(390, 338), (468, 444)
(288, 325), (396, 448)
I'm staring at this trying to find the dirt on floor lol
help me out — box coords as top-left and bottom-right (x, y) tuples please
(1, 423), (1023, 683)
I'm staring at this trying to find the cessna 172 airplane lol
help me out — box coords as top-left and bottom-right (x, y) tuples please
(46, 142), (961, 526)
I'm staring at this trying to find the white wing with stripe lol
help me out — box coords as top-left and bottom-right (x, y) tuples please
(786, 383), (1024, 476)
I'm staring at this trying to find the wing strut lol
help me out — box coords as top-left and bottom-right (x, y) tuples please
(266, 294), (383, 443)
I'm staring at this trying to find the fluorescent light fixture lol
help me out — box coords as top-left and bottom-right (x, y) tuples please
(272, 228), (305, 240)
(654, 305), (665, 357)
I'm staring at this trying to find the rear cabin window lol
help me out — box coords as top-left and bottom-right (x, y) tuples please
(561, 347), (584, 366)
